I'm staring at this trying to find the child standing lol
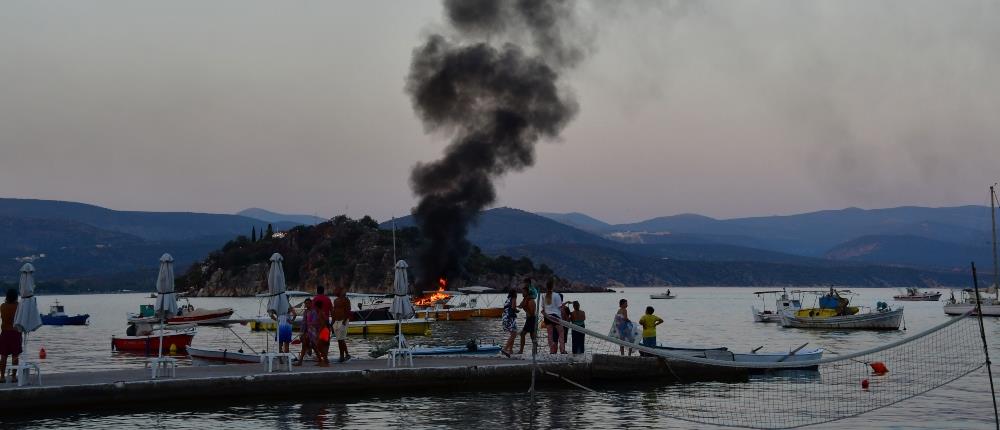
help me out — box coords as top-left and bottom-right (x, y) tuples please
(638, 306), (664, 348)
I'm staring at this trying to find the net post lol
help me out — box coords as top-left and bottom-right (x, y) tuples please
(972, 261), (999, 429)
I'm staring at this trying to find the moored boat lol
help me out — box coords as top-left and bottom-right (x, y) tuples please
(408, 344), (501, 356)
(415, 307), (474, 321)
(893, 287), (942, 301)
(40, 301), (90, 326)
(129, 303), (234, 325)
(112, 326), (196, 354)
(247, 317), (432, 335)
(943, 289), (1000, 316)
(187, 346), (262, 365)
(779, 288), (904, 330)
(751, 289), (802, 323)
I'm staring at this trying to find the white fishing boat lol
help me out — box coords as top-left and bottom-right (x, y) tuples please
(187, 346), (262, 365)
(943, 185), (1000, 316)
(779, 288), (904, 330)
(751, 288), (802, 323)
(893, 287), (942, 301)
(943, 289), (1000, 316)
(654, 343), (823, 368)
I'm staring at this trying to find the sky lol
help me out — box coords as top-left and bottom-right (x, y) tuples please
(1, 1), (998, 224)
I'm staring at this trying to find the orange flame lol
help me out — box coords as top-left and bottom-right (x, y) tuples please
(413, 278), (451, 306)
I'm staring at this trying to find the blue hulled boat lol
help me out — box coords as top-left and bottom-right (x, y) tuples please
(40, 301), (90, 325)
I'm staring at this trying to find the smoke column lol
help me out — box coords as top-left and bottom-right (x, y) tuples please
(406, 0), (586, 288)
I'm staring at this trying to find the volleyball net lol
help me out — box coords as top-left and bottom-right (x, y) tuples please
(541, 311), (989, 429)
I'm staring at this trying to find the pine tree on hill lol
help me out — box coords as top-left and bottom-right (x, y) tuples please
(251, 226), (257, 242)
(266, 223), (274, 238)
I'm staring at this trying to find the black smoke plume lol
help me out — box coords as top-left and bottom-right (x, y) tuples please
(406, 0), (585, 289)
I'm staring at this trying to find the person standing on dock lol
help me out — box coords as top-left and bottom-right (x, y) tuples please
(501, 291), (519, 357)
(558, 294), (570, 354)
(570, 301), (586, 354)
(332, 287), (352, 363)
(294, 298), (315, 366)
(542, 280), (563, 354)
(638, 306), (664, 349)
(516, 279), (537, 355)
(0, 289), (20, 383)
(313, 286), (333, 362)
(613, 299), (635, 356)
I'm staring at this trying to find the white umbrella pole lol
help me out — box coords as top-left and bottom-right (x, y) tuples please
(158, 315), (164, 359)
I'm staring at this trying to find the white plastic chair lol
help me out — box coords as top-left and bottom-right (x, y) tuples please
(387, 348), (413, 367)
(263, 352), (296, 372)
(147, 357), (177, 379)
(12, 362), (41, 387)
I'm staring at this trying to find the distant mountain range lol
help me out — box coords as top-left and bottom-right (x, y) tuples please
(0, 198), (307, 287)
(1, 196), (993, 289)
(236, 208), (327, 225)
(383, 206), (990, 287)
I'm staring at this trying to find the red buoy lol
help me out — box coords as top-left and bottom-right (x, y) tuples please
(861, 379), (869, 389)
(39, 347), (47, 359)
(870, 361), (888, 375)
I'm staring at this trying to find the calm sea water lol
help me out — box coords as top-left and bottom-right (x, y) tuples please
(11, 287), (1000, 429)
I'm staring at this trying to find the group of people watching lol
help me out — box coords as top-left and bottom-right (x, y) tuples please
(272, 285), (353, 366)
(499, 279), (666, 357)
(500, 278), (587, 357)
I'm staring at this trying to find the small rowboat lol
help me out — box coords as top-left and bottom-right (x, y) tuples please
(409, 344), (501, 356)
(40, 301), (89, 326)
(187, 346), (261, 365)
(112, 328), (196, 354)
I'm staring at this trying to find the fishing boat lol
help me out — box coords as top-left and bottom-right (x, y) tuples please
(779, 288), (904, 330)
(112, 324), (196, 354)
(187, 346), (262, 365)
(751, 289), (802, 323)
(943, 185), (1000, 316)
(457, 286), (504, 318)
(893, 287), (942, 301)
(128, 301), (234, 325)
(650, 289), (676, 299)
(40, 301), (89, 325)
(943, 289), (1000, 316)
(654, 344), (823, 368)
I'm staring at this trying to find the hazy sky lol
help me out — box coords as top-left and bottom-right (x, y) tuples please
(2, 1), (998, 223)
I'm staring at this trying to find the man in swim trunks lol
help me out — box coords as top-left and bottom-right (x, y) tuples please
(516, 278), (537, 355)
(332, 287), (352, 363)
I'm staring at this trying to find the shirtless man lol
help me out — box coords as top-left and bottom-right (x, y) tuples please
(516, 279), (538, 355)
(332, 287), (352, 363)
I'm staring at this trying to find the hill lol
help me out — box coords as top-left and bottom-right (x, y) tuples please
(237, 208), (327, 225)
(535, 212), (612, 232)
(498, 243), (970, 287)
(824, 234), (994, 270)
(178, 215), (597, 296)
(0, 198), (297, 241)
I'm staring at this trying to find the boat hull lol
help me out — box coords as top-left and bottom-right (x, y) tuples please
(943, 303), (1000, 316)
(472, 307), (504, 318)
(409, 345), (501, 356)
(248, 318), (431, 336)
(112, 332), (195, 353)
(780, 308), (903, 330)
(894, 293), (942, 301)
(751, 307), (782, 323)
(650, 294), (676, 299)
(41, 314), (90, 325)
(415, 308), (474, 321)
(187, 346), (261, 364)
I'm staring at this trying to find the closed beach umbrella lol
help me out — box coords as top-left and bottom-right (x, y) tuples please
(266, 253), (290, 317)
(13, 263), (42, 336)
(154, 254), (177, 359)
(389, 260), (415, 350)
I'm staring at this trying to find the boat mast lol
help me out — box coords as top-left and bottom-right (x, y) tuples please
(992, 185), (998, 296)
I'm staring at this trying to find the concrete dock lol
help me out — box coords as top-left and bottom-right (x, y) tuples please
(0, 354), (746, 414)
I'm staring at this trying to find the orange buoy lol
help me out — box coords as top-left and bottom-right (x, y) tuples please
(39, 347), (47, 359)
(861, 379), (869, 389)
(870, 361), (889, 375)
